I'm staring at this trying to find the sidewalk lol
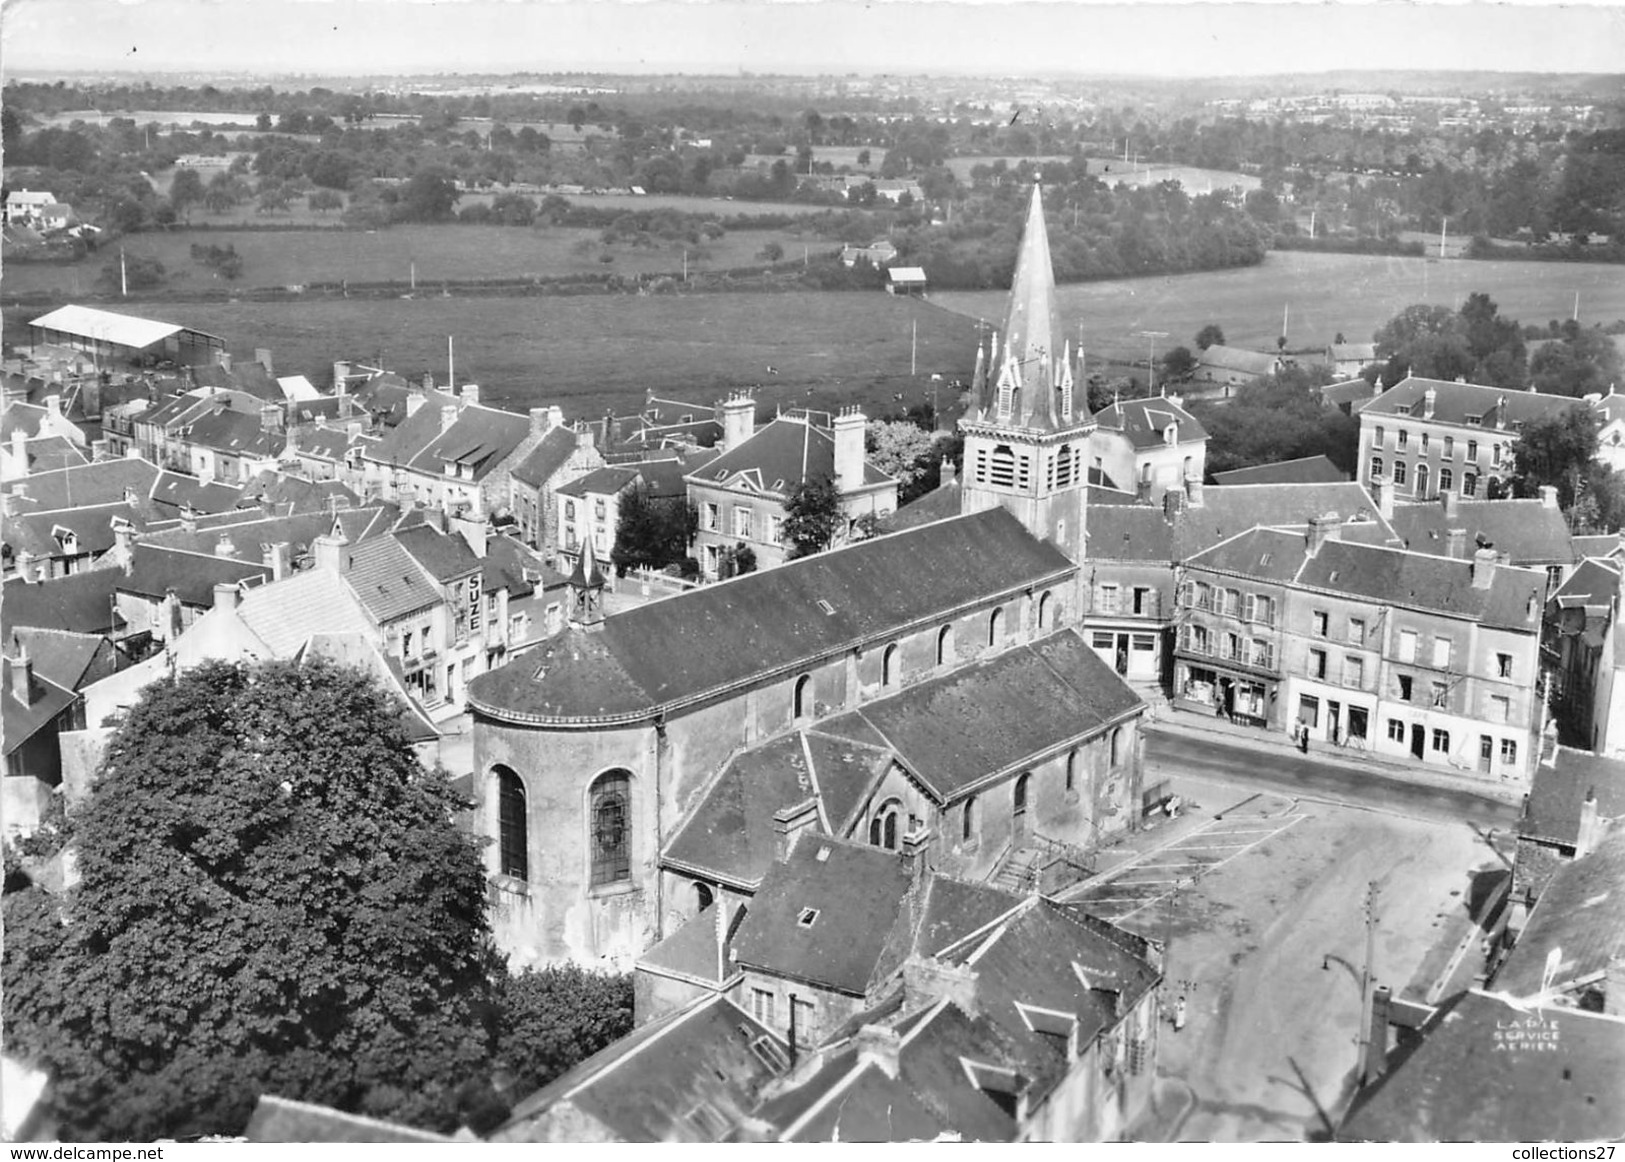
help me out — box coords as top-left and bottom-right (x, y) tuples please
(1143, 701), (1527, 808)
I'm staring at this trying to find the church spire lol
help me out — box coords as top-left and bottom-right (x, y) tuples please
(568, 535), (606, 630)
(988, 183), (1081, 432)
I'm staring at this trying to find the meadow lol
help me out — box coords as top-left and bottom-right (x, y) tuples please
(34, 292), (982, 424)
(1, 222), (841, 298)
(933, 250), (1625, 364)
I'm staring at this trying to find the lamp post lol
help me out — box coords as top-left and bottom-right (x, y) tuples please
(1137, 330), (1168, 396)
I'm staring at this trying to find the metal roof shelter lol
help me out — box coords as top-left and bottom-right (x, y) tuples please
(28, 305), (225, 365)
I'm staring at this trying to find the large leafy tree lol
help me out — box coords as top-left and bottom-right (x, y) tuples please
(611, 485), (697, 576)
(866, 420), (941, 506)
(1510, 403), (1599, 511)
(495, 966), (634, 1100)
(2, 659), (498, 1140)
(1372, 296), (1527, 389)
(1192, 366), (1359, 478)
(782, 476), (843, 559)
(1530, 321), (1624, 399)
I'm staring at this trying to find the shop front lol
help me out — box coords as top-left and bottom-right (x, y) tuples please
(1172, 659), (1276, 729)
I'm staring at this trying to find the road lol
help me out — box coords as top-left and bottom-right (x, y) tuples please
(1144, 728), (1521, 829)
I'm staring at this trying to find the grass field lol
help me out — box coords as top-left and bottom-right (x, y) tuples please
(10, 292), (979, 423)
(934, 250), (1625, 363)
(2, 223), (842, 297)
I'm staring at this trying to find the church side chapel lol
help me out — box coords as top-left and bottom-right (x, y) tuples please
(466, 184), (1147, 970)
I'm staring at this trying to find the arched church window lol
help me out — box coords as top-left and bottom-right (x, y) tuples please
(1014, 772), (1031, 813)
(988, 606), (1005, 648)
(495, 765), (528, 881)
(962, 794), (978, 842)
(589, 770), (632, 888)
(1111, 727), (1125, 768)
(1038, 591), (1055, 631)
(882, 643), (900, 689)
(937, 623), (955, 667)
(1055, 445), (1075, 488)
(870, 800), (903, 851)
(793, 674), (812, 721)
(694, 881), (714, 913)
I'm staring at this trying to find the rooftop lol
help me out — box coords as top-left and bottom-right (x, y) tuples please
(1519, 748), (1625, 850)
(1363, 376), (1583, 430)
(691, 415), (892, 497)
(29, 304), (216, 350)
(1495, 826), (1625, 1000)
(1093, 397), (1207, 450)
(1389, 497), (1575, 567)
(1212, 455), (1347, 487)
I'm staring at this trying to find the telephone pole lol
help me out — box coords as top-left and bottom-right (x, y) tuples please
(1357, 880), (1380, 1085)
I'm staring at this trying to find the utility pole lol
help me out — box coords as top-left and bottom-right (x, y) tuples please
(1137, 330), (1168, 396)
(120, 248), (128, 297)
(1439, 217), (1448, 259)
(911, 317), (918, 378)
(1357, 880), (1380, 1085)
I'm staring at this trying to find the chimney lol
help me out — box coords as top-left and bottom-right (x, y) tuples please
(90, 437), (109, 461)
(217, 351), (233, 374)
(405, 388), (426, 418)
(1471, 546), (1497, 589)
(15, 549), (35, 582)
(312, 529), (350, 574)
(460, 383), (480, 407)
(1373, 475), (1394, 520)
(338, 394), (352, 420)
(254, 347), (273, 375)
(720, 393), (755, 454)
(1163, 488), (1186, 520)
(529, 407), (553, 437)
(112, 520), (135, 562)
(1576, 787), (1601, 859)
(1184, 474), (1205, 509)
(1422, 388), (1436, 420)
(772, 799), (820, 863)
(901, 955), (979, 1017)
(1306, 513), (1341, 555)
(214, 532), (236, 558)
(44, 393), (62, 417)
(1445, 527), (1467, 559)
(852, 1024), (901, 1080)
(10, 426), (25, 467)
(9, 648), (34, 705)
(199, 457), (215, 485)
(332, 361), (351, 390)
(575, 422), (596, 451)
(212, 580), (239, 611)
(181, 506), (198, 534)
(260, 404), (283, 433)
(263, 541), (291, 581)
(421, 372), (435, 393)
(440, 404), (459, 433)
(939, 457), (957, 489)
(832, 407), (866, 495)
(901, 824), (931, 888)
(1541, 485), (1559, 510)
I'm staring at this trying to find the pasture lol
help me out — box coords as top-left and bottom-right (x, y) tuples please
(1, 223), (842, 298)
(26, 293), (981, 424)
(933, 250), (1625, 363)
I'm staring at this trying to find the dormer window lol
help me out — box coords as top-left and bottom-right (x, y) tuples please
(797, 908), (819, 928)
(1466, 415), (1482, 427)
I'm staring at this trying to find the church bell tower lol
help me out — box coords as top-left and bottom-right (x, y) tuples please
(959, 182), (1093, 566)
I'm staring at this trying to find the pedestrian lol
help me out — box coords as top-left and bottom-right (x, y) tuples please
(1298, 727), (1310, 754)
(1173, 995), (1187, 1032)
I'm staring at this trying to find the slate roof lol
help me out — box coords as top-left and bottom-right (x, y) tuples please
(1572, 534), (1624, 560)
(8, 627), (115, 692)
(1330, 342), (1378, 363)
(730, 838), (915, 995)
(9, 435), (89, 475)
(1496, 826), (1625, 998)
(1188, 526), (1546, 632)
(482, 534), (563, 598)
(1092, 397), (1207, 450)
(1519, 748), (1625, 849)
(1337, 991), (1625, 1142)
(243, 1095), (452, 1143)
(413, 403), (533, 483)
(1086, 503), (1178, 563)
(1550, 557), (1621, 607)
(495, 994), (788, 1143)
(558, 465), (639, 499)
(690, 416), (892, 496)
(141, 506), (394, 565)
(1389, 498), (1576, 567)
(236, 472), (361, 515)
(3, 502), (141, 560)
(2, 654), (78, 753)
(1362, 376), (1582, 430)
(180, 408), (281, 459)
(394, 523), (480, 582)
(759, 1051), (949, 1142)
(360, 389), (464, 469)
(148, 470), (242, 515)
(292, 423), (363, 463)
(1212, 455), (1347, 487)
(118, 545), (271, 605)
(297, 632), (440, 744)
(1173, 481), (1396, 557)
(816, 630), (1144, 801)
(1320, 377), (1381, 410)
(1197, 344), (1279, 377)
(190, 360), (282, 401)
(341, 536), (443, 623)
(880, 479), (962, 533)
(1, 570), (126, 635)
(934, 896), (1162, 1107)
(3, 457), (158, 513)
(636, 901), (743, 986)
(509, 425), (583, 487)
(233, 568), (378, 657)
(469, 507), (1074, 725)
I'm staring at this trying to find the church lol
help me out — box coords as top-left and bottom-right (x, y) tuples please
(466, 185), (1149, 968)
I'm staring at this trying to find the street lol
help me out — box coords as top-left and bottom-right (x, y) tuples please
(1100, 753), (1513, 1142)
(1144, 726), (1522, 829)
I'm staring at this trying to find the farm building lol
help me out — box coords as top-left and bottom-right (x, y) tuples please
(886, 266), (927, 296)
(28, 305), (224, 368)
(1193, 344), (1283, 388)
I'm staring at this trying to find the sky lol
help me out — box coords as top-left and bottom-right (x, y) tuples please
(3, 0), (1623, 79)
